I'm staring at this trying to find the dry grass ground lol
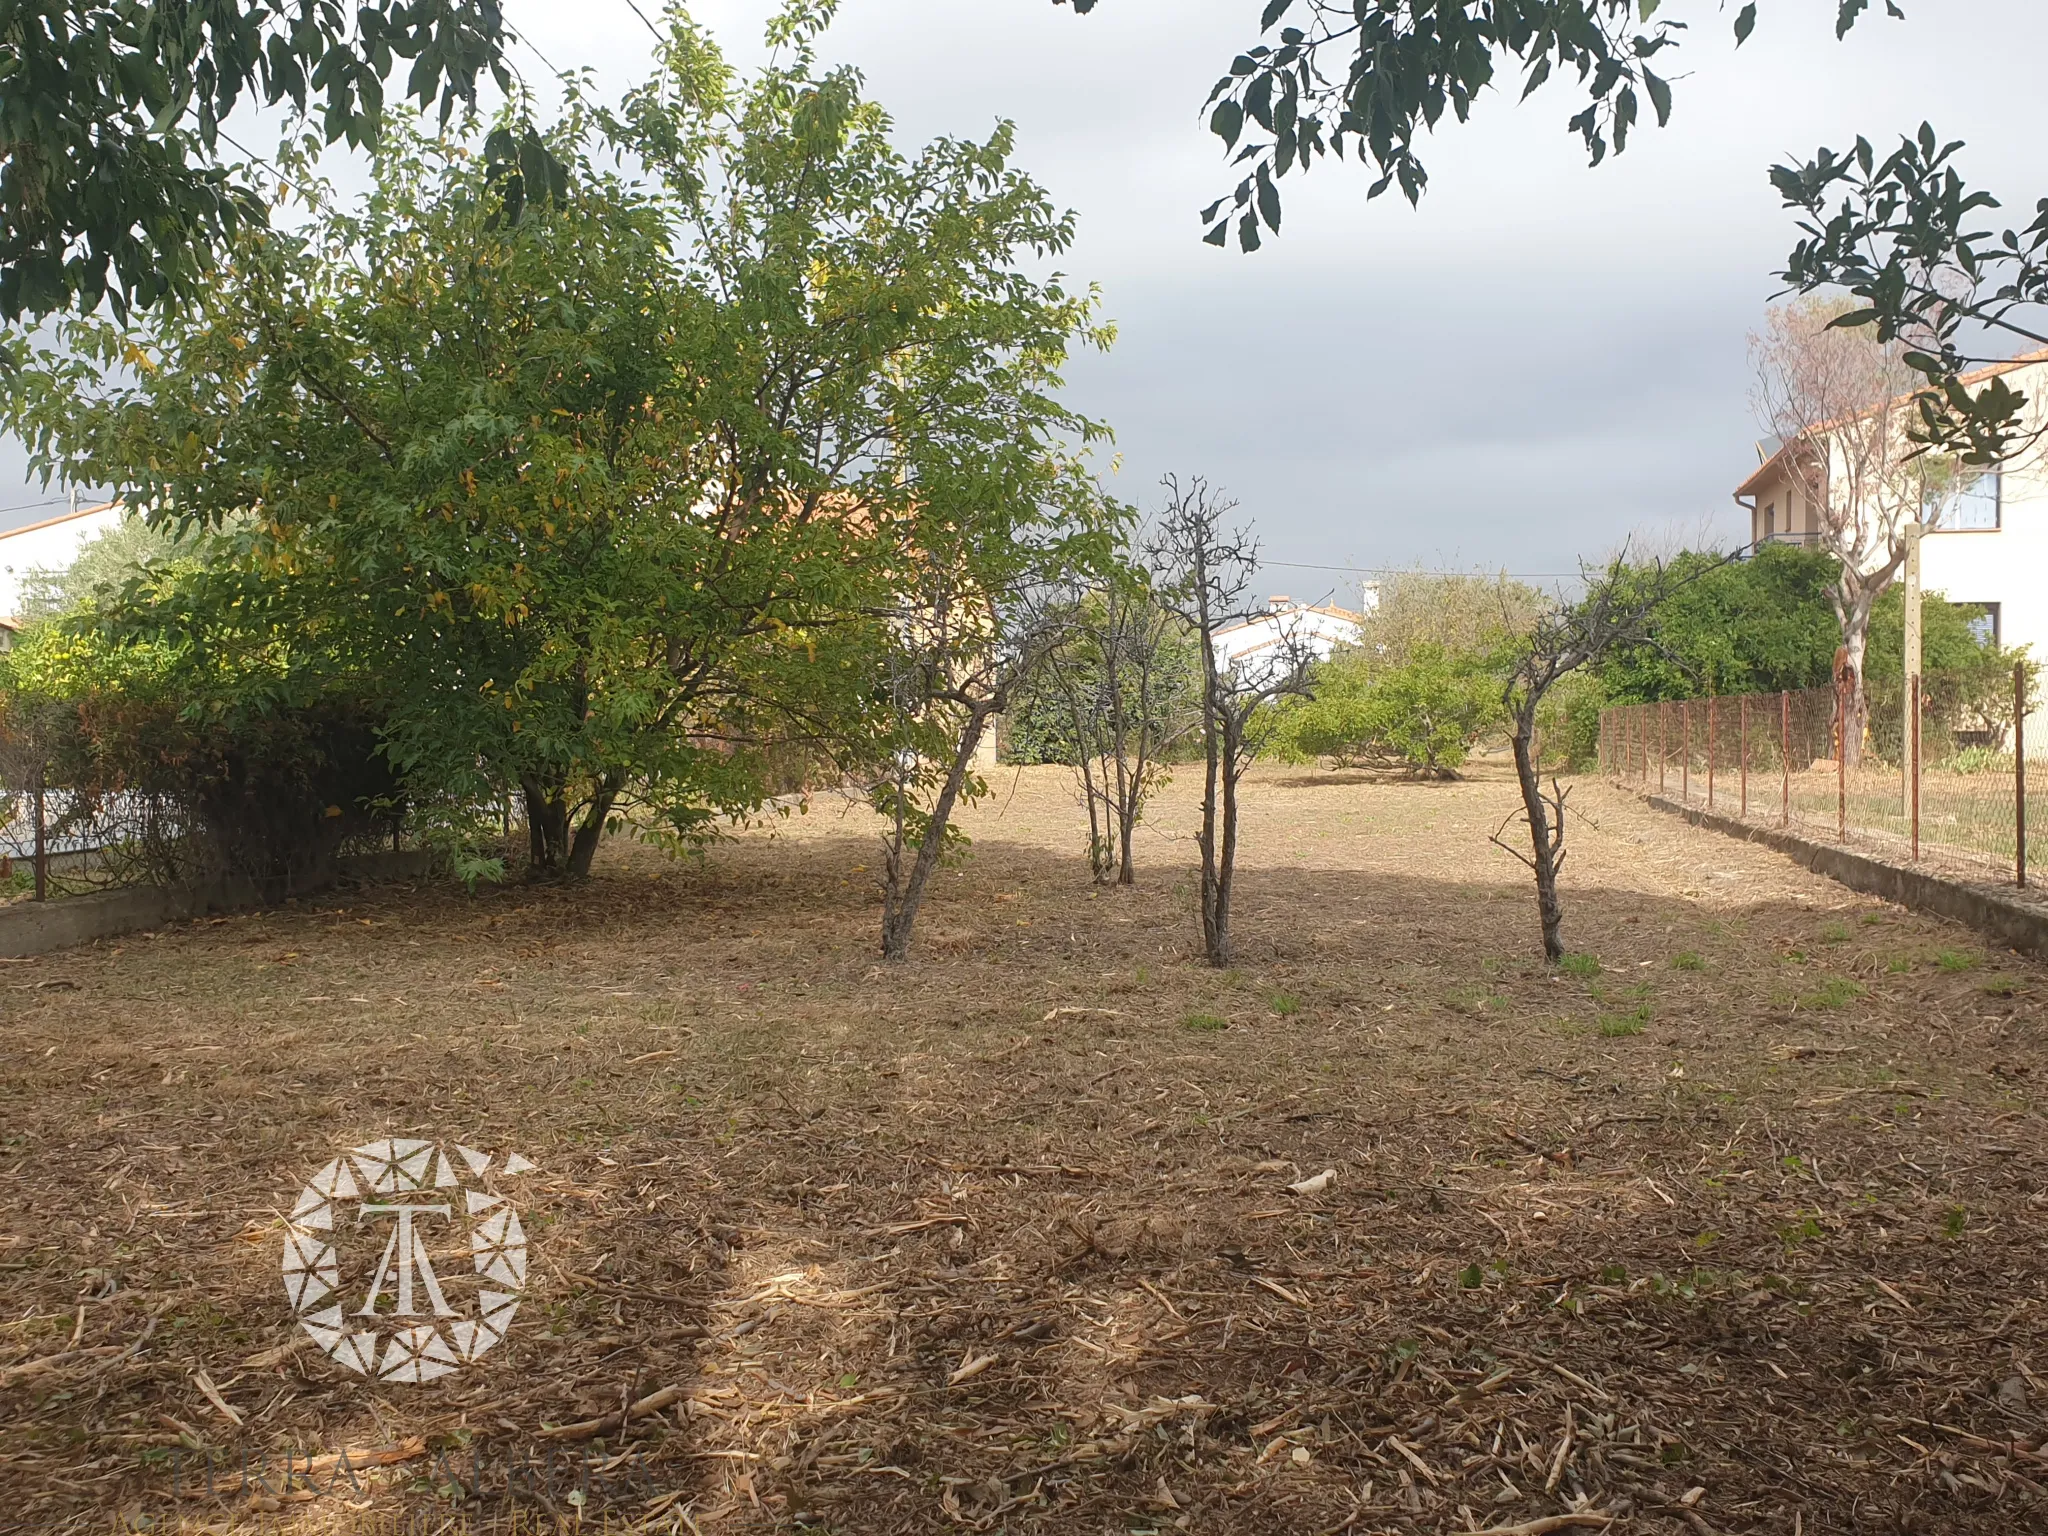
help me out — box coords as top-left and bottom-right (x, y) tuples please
(3, 763), (2046, 1536)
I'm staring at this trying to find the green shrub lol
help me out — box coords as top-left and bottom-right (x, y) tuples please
(1557, 953), (1601, 978)
(1269, 643), (1502, 777)
(1949, 746), (2005, 775)
(0, 603), (402, 896)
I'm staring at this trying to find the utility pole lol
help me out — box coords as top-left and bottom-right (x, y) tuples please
(1901, 519), (1922, 818)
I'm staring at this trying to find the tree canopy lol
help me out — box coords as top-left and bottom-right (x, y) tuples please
(1, 1), (526, 321)
(3, 3), (1114, 877)
(1593, 542), (2002, 708)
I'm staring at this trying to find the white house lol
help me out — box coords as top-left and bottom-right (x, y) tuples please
(1212, 593), (1372, 685)
(0, 500), (125, 622)
(1735, 348), (2048, 734)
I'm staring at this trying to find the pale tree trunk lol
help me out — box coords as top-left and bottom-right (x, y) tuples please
(1834, 582), (1878, 768)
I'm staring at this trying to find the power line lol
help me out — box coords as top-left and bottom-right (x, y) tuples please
(1258, 559), (1583, 580)
(619, 0), (664, 40)
(0, 497), (75, 519)
(502, 17), (565, 78)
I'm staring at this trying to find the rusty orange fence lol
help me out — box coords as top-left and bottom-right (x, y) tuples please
(1597, 663), (2043, 890)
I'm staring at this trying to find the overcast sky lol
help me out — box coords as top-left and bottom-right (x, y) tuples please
(7, 0), (2043, 603)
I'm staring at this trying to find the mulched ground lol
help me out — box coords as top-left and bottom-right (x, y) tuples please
(3, 763), (2045, 1536)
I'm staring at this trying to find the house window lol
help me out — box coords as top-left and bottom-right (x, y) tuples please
(1962, 603), (2001, 648)
(1762, 503), (1776, 538)
(1931, 469), (2001, 530)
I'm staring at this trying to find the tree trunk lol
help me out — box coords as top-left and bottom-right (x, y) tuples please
(565, 776), (623, 878)
(1116, 791), (1137, 886)
(1511, 729), (1565, 961)
(1208, 719), (1239, 967)
(1078, 748), (1111, 883)
(522, 777), (571, 876)
(881, 705), (996, 961)
(1834, 583), (1878, 769)
(1198, 698), (1225, 965)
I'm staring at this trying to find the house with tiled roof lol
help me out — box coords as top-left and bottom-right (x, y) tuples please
(1733, 349), (2048, 714)
(1212, 593), (1373, 685)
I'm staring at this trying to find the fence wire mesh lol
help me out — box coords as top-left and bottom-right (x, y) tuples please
(1599, 673), (2044, 889)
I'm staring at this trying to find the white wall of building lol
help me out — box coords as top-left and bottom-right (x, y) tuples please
(1917, 361), (2048, 738)
(1737, 355), (2048, 739)
(0, 504), (124, 619)
(1213, 595), (1371, 686)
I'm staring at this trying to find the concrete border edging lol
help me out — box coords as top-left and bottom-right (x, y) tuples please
(1637, 790), (2048, 957)
(0, 850), (436, 959)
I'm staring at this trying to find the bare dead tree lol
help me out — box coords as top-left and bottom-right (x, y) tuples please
(1039, 561), (1200, 885)
(1496, 555), (1700, 962)
(1146, 475), (1315, 967)
(1751, 297), (1966, 763)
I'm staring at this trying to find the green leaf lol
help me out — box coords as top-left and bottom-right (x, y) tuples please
(1260, 0), (1295, 30)
(1256, 164), (1282, 233)
(1734, 3), (1758, 44)
(1209, 98), (1244, 147)
(1642, 69), (1672, 127)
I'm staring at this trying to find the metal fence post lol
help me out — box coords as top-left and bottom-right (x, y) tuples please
(1911, 672), (1921, 863)
(2019, 661), (2029, 890)
(32, 761), (46, 903)
(1707, 694), (1717, 811)
(1739, 694), (1749, 819)
(1682, 699), (1691, 803)
(1659, 703), (1667, 794)
(1781, 689), (1790, 829)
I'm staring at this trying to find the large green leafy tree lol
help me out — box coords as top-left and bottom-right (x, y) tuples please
(1597, 543), (1844, 702)
(1594, 542), (2003, 713)
(1057, 1), (2041, 460)
(6, 3), (1111, 877)
(2, 1), (521, 321)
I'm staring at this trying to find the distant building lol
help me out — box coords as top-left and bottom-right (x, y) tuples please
(1212, 593), (1372, 685)
(1734, 349), (2047, 729)
(0, 501), (124, 620)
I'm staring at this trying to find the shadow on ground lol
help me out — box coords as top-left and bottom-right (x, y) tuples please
(3, 769), (2045, 1534)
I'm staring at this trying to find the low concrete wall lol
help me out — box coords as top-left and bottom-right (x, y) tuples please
(1641, 791), (2048, 957)
(0, 850), (435, 959)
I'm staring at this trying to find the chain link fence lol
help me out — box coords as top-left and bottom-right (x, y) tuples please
(0, 712), (419, 906)
(1598, 664), (2043, 890)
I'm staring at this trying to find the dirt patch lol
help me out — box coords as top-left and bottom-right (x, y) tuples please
(3, 765), (2045, 1534)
